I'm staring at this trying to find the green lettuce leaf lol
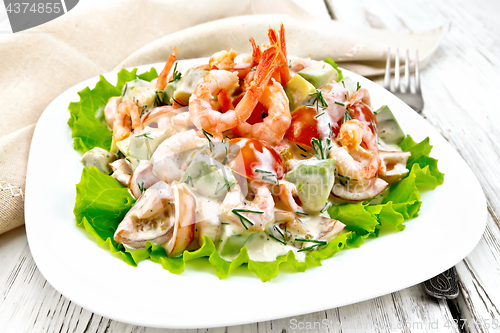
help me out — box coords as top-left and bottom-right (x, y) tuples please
(399, 135), (444, 189)
(324, 58), (344, 82)
(67, 68), (158, 152)
(74, 167), (135, 243)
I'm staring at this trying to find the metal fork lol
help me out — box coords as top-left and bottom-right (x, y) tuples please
(384, 49), (424, 113)
(384, 49), (459, 299)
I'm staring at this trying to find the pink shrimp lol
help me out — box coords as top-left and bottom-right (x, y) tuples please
(232, 78), (291, 145)
(113, 100), (141, 142)
(156, 47), (178, 91)
(330, 119), (380, 180)
(189, 45), (282, 138)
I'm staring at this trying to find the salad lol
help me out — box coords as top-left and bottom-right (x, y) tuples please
(69, 24), (444, 281)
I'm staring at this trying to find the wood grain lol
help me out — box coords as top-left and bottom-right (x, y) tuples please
(327, 0), (500, 332)
(1, 0), (500, 332)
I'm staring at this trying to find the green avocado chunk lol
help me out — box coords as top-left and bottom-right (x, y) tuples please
(180, 151), (237, 199)
(285, 158), (336, 213)
(172, 68), (209, 105)
(164, 80), (179, 104)
(284, 74), (316, 112)
(375, 105), (405, 145)
(298, 61), (339, 89)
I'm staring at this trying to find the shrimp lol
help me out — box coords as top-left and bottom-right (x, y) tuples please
(209, 49), (239, 70)
(268, 23), (291, 85)
(346, 88), (377, 134)
(249, 23), (290, 86)
(330, 119), (380, 180)
(220, 182), (275, 232)
(233, 78), (291, 145)
(275, 180), (306, 215)
(104, 96), (121, 129)
(156, 47), (178, 91)
(113, 100), (141, 142)
(189, 45), (282, 138)
(289, 57), (312, 75)
(208, 49), (252, 79)
(142, 105), (194, 132)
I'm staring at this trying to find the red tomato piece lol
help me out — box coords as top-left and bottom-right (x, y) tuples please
(284, 106), (320, 147)
(227, 138), (284, 182)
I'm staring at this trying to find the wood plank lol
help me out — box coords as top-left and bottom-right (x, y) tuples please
(2, 0), (499, 332)
(326, 0), (500, 332)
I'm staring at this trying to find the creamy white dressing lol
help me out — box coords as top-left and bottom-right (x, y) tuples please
(245, 232), (306, 262)
(377, 140), (402, 152)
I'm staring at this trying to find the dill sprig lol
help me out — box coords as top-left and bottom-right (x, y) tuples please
(135, 132), (152, 139)
(168, 62), (182, 83)
(342, 109), (352, 124)
(255, 169), (278, 184)
(320, 202), (331, 213)
(222, 146), (228, 165)
(369, 115), (378, 135)
(295, 238), (327, 245)
(314, 112), (325, 119)
(296, 144), (313, 156)
(338, 174), (358, 181)
(356, 82), (361, 91)
(202, 129), (215, 152)
(154, 90), (166, 107)
(269, 225), (287, 245)
(311, 137), (332, 160)
(308, 89), (329, 113)
(137, 181), (146, 194)
(334, 101), (345, 106)
(232, 209), (263, 230)
(297, 244), (324, 252)
(172, 97), (187, 107)
(296, 211), (308, 216)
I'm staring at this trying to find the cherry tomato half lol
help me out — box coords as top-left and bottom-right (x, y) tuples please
(227, 138), (284, 182)
(284, 106), (320, 147)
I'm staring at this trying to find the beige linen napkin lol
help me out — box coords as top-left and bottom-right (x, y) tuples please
(0, 0), (446, 234)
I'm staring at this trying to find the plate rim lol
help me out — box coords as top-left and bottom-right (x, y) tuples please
(24, 59), (487, 328)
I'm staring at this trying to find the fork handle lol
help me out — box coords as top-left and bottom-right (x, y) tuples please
(423, 267), (460, 299)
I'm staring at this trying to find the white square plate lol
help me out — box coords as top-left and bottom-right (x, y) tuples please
(25, 60), (486, 329)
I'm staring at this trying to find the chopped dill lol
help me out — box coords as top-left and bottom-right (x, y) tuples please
(168, 62), (182, 83)
(135, 132), (152, 139)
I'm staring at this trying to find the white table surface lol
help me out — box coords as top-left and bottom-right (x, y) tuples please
(1, 0), (500, 332)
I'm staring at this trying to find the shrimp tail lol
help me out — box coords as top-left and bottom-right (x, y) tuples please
(157, 47), (178, 91)
(249, 37), (261, 67)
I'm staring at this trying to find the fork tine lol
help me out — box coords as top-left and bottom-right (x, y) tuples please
(404, 49), (410, 93)
(415, 50), (421, 93)
(394, 49), (400, 93)
(384, 48), (391, 90)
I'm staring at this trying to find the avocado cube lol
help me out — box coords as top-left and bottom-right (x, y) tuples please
(375, 105), (405, 144)
(172, 68), (209, 105)
(284, 74), (316, 112)
(180, 152), (237, 199)
(298, 61), (339, 89)
(164, 80), (178, 104)
(285, 158), (335, 213)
